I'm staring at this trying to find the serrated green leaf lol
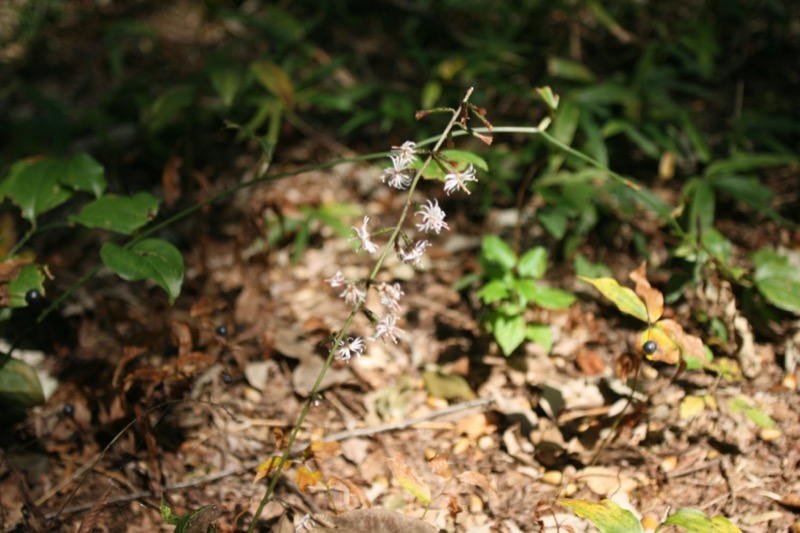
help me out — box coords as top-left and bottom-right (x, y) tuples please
(481, 236), (517, 271)
(60, 152), (106, 198)
(0, 158), (73, 224)
(0, 358), (44, 409)
(752, 249), (800, 314)
(529, 285), (576, 310)
(70, 192), (160, 235)
(493, 314), (526, 356)
(558, 499), (645, 533)
(518, 247), (547, 279)
(665, 508), (742, 533)
(581, 276), (649, 322)
(7, 264), (46, 308)
(100, 239), (183, 304)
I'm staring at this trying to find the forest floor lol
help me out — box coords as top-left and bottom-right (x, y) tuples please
(1, 135), (799, 533)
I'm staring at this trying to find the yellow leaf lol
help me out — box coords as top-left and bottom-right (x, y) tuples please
(253, 456), (291, 484)
(680, 395), (707, 420)
(387, 457), (431, 504)
(581, 276), (648, 322)
(296, 466), (323, 494)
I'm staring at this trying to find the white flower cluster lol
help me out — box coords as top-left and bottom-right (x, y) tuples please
(327, 139), (479, 361)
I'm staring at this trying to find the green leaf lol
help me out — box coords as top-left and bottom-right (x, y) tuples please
(526, 324), (553, 353)
(558, 499), (645, 533)
(7, 264), (46, 308)
(70, 192), (160, 235)
(729, 397), (776, 429)
(665, 508), (742, 533)
(479, 279), (510, 304)
(704, 153), (796, 179)
(100, 239), (184, 304)
(687, 178), (715, 235)
(574, 254), (611, 279)
(145, 85), (196, 133)
(60, 152), (106, 198)
(535, 86), (560, 111)
(174, 505), (220, 533)
(481, 236), (517, 271)
(251, 60), (295, 107)
(0, 158), (73, 224)
(209, 66), (242, 108)
(418, 149), (489, 181)
(537, 206), (570, 240)
(0, 358), (44, 410)
(752, 249), (800, 314)
(493, 314), (526, 356)
(518, 247), (547, 279)
(581, 276), (649, 322)
(529, 286), (576, 310)
(547, 56), (595, 83)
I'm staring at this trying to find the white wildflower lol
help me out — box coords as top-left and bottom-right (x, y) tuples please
(443, 163), (478, 195)
(415, 199), (449, 234)
(392, 141), (417, 167)
(335, 336), (365, 362)
(399, 240), (432, 267)
(339, 283), (366, 306)
(377, 282), (404, 312)
(369, 313), (403, 344)
(352, 215), (379, 254)
(381, 154), (413, 190)
(325, 271), (346, 288)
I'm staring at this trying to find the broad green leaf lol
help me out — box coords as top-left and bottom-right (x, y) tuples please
(537, 206), (569, 240)
(0, 358), (44, 409)
(100, 239), (184, 304)
(518, 247), (547, 279)
(70, 192), (160, 235)
(581, 277), (649, 322)
(7, 264), (46, 308)
(526, 324), (553, 353)
(752, 249), (800, 314)
(665, 508), (742, 533)
(481, 236), (517, 271)
(59, 153), (106, 198)
(0, 158), (73, 224)
(687, 178), (715, 235)
(549, 98), (581, 171)
(530, 285), (576, 310)
(493, 314), (526, 356)
(512, 278), (537, 306)
(478, 279), (509, 304)
(558, 499), (645, 533)
(574, 255), (611, 279)
(251, 60), (295, 107)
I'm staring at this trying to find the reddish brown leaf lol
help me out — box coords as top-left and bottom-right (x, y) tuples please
(628, 262), (664, 323)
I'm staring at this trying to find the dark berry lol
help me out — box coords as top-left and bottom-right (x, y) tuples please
(643, 341), (658, 355)
(222, 372), (233, 385)
(63, 403), (74, 417)
(216, 325), (229, 337)
(24, 289), (42, 305)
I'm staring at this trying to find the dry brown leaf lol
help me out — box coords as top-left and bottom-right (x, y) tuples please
(629, 262), (664, 323)
(428, 452), (453, 479)
(312, 508), (437, 533)
(296, 466), (323, 494)
(307, 441), (343, 461)
(387, 456), (431, 503)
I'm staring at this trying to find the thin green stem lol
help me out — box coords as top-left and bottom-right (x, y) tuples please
(247, 87), (475, 531)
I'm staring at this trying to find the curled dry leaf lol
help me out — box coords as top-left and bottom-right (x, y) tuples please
(312, 508), (436, 533)
(628, 262), (663, 323)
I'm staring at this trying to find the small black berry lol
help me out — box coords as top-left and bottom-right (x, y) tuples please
(63, 403), (74, 417)
(215, 325), (229, 337)
(222, 372), (233, 384)
(643, 341), (658, 355)
(24, 289), (42, 305)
